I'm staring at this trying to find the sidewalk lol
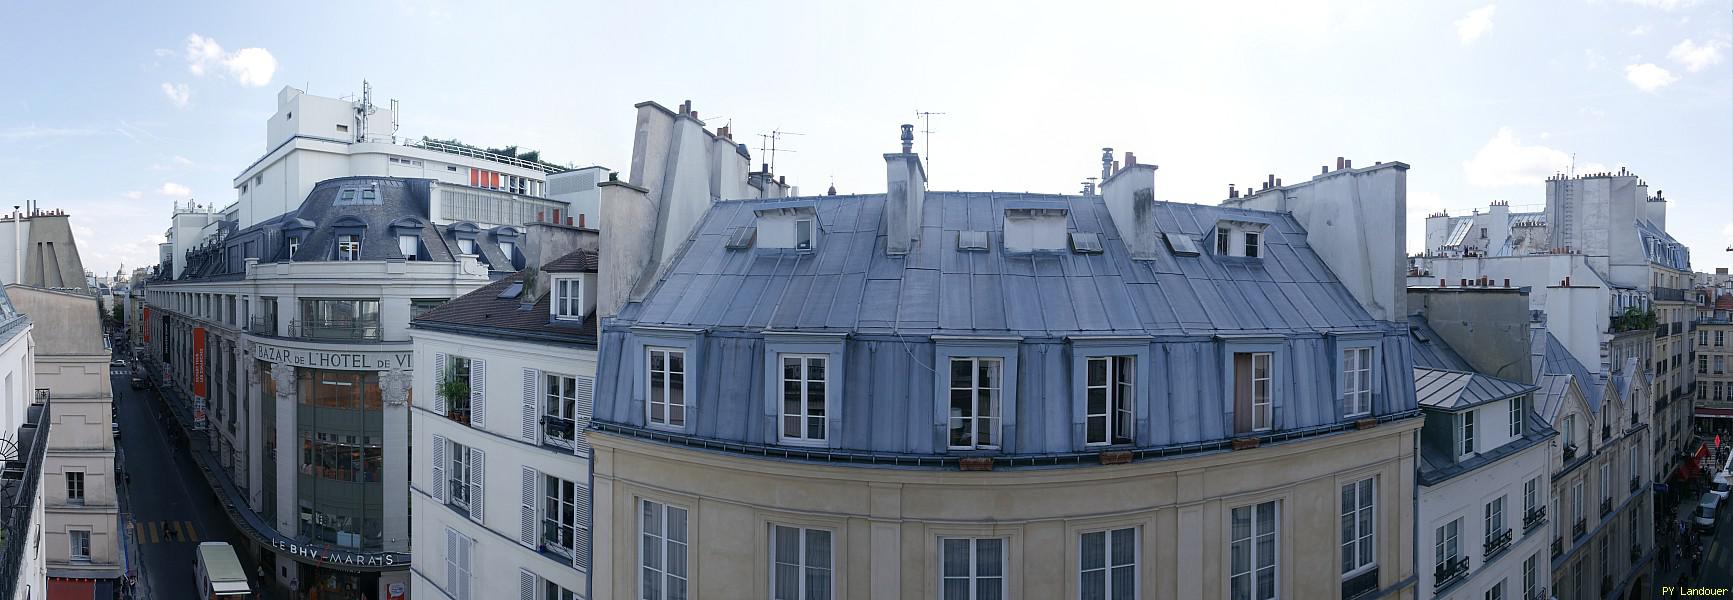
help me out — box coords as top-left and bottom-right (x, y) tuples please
(1653, 477), (1719, 586)
(115, 446), (150, 600)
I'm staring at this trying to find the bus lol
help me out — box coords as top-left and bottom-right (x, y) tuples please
(195, 542), (253, 599)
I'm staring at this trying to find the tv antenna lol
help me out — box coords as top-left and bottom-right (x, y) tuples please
(916, 110), (945, 179)
(757, 129), (803, 176)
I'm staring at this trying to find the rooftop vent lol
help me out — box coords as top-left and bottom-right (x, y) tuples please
(1068, 232), (1104, 254)
(958, 231), (989, 252)
(1164, 233), (1200, 257)
(724, 226), (757, 250)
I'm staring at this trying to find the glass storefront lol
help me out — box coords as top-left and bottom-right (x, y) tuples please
(296, 368), (385, 550)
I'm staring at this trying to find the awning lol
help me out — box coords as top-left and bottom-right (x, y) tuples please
(1698, 407), (1733, 419)
(46, 578), (113, 600)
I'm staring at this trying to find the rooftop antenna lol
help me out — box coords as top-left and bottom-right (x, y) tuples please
(1569, 152), (1576, 178)
(756, 129), (803, 176)
(355, 80), (379, 143)
(915, 110), (945, 180)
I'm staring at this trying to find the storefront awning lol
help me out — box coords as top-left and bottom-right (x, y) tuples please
(46, 578), (113, 600)
(1697, 407), (1733, 419)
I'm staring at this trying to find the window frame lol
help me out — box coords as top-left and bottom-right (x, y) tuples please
(763, 333), (845, 448)
(646, 346), (687, 431)
(542, 373), (579, 449)
(65, 470), (84, 505)
(69, 529), (91, 561)
(1507, 396), (1525, 437)
(939, 537), (1007, 600)
(1340, 477), (1376, 579)
(1433, 518), (1460, 578)
(1083, 355), (1137, 446)
(633, 329), (701, 434)
(948, 357), (1004, 451)
(1216, 227), (1232, 255)
(1229, 500), (1280, 600)
(777, 353), (831, 445)
(398, 234), (419, 260)
(1223, 340), (1283, 436)
(639, 499), (689, 600)
(1458, 409), (1477, 458)
(1071, 339), (1151, 450)
(336, 234), (362, 261)
(1333, 336), (1379, 418)
(542, 474), (579, 560)
(769, 524), (834, 600)
(447, 438), (472, 511)
(1485, 496), (1506, 542)
(794, 218), (814, 251)
(551, 276), (584, 321)
(1078, 526), (1138, 600)
(934, 338), (1021, 453)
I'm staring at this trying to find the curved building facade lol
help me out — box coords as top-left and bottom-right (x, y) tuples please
(590, 133), (1424, 599)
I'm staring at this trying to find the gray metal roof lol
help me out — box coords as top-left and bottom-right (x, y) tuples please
(1407, 315), (1474, 371)
(625, 191), (1382, 336)
(1413, 367), (1537, 411)
(1531, 330), (1602, 417)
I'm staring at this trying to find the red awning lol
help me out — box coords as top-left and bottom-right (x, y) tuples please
(1698, 407), (1733, 419)
(46, 578), (93, 600)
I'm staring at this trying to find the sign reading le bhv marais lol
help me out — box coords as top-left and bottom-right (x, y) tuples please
(253, 343), (412, 371)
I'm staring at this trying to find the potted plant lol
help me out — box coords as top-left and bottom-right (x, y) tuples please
(438, 363), (470, 422)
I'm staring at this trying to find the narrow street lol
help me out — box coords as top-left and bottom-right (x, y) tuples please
(112, 364), (255, 600)
(1653, 475), (1733, 595)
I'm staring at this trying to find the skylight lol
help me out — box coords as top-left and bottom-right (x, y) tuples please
(725, 226), (757, 250)
(1165, 233), (1200, 257)
(958, 231), (989, 252)
(1069, 232), (1103, 254)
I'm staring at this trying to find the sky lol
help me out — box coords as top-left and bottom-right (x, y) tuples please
(1, 0), (1729, 278)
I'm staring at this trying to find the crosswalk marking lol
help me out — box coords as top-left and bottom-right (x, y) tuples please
(136, 521), (200, 545)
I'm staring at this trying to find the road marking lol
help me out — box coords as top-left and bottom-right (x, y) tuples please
(147, 521), (159, 544)
(183, 520), (197, 542)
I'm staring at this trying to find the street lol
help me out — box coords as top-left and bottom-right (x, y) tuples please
(1652, 481), (1733, 596)
(112, 365), (255, 600)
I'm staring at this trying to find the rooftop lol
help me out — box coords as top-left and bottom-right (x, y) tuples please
(411, 249), (598, 346)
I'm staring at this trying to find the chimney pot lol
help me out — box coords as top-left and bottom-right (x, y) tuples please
(567, 216), (574, 226)
(1275, 178), (1282, 187)
(1461, 279), (1469, 287)
(1344, 159), (1352, 169)
(1321, 165), (1328, 174)
(538, 211), (545, 222)
(553, 209), (561, 224)
(1503, 278), (1510, 288)
(1336, 157), (1345, 170)
(900, 124), (915, 153)
(1439, 279), (1446, 287)
(1123, 151), (1136, 168)
(578, 214), (586, 228)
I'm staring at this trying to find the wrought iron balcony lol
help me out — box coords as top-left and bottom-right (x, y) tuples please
(539, 521), (574, 560)
(1523, 506), (1547, 531)
(288, 318), (382, 341)
(1573, 518), (1587, 539)
(1563, 443), (1578, 461)
(1483, 528), (1513, 558)
(1600, 498), (1613, 518)
(1551, 538), (1563, 558)
(1433, 556), (1470, 590)
(541, 415), (576, 449)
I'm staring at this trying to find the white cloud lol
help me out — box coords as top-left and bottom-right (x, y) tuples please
(1624, 63), (1679, 91)
(1628, 24), (1651, 35)
(1668, 38), (1727, 72)
(1618, 0), (1701, 9)
(1462, 127), (1572, 187)
(172, 155), (194, 167)
(1584, 49), (1603, 70)
(1579, 106), (1608, 119)
(0, 126), (106, 140)
(121, 191), (143, 200)
(183, 34), (277, 87)
(1455, 5), (1496, 45)
(160, 82), (190, 108)
(157, 182), (191, 197)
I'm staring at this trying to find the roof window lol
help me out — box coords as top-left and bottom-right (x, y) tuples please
(1213, 219), (1269, 259)
(958, 231), (989, 252)
(1165, 233), (1200, 257)
(752, 205), (820, 251)
(1069, 232), (1104, 254)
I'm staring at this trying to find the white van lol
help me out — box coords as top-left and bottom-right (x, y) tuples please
(195, 542), (253, 599)
(1694, 492), (1722, 531)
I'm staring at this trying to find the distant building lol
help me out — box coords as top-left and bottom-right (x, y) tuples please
(0, 205), (91, 292)
(586, 109), (1422, 599)
(0, 286), (45, 600)
(6, 285), (121, 595)
(1693, 286), (1733, 438)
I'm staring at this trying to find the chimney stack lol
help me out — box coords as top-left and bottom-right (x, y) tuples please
(1100, 150), (1160, 260)
(884, 124), (926, 255)
(1228, 184), (1238, 199)
(1344, 159), (1352, 169)
(1101, 148), (1114, 183)
(1336, 157), (1345, 170)
(1123, 151), (1137, 168)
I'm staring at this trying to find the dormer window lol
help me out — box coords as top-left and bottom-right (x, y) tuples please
(795, 219), (813, 251)
(1217, 227), (1231, 254)
(398, 235), (420, 260)
(751, 205), (820, 251)
(1244, 232), (1260, 258)
(286, 237), (300, 260)
(553, 277), (584, 321)
(500, 241), (515, 262)
(337, 234), (361, 261)
(1214, 219), (1269, 258)
(387, 216), (427, 261)
(457, 239), (475, 255)
(1002, 206), (1068, 253)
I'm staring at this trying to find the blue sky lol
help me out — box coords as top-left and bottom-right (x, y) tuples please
(1, 0), (1728, 277)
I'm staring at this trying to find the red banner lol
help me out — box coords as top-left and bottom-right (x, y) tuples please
(142, 308), (150, 343)
(192, 327), (207, 398)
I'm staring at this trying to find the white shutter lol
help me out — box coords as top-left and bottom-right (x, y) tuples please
(457, 534), (473, 600)
(575, 483), (592, 571)
(468, 447), (485, 524)
(521, 369), (540, 443)
(433, 353), (449, 415)
(519, 569), (536, 600)
(519, 466), (538, 548)
(444, 528), (458, 592)
(573, 376), (594, 456)
(471, 359), (487, 427)
(430, 434), (447, 503)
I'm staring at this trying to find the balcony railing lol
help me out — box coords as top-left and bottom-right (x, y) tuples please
(1600, 498), (1613, 518)
(1652, 286), (1686, 302)
(541, 416), (576, 450)
(539, 521), (574, 560)
(1551, 538), (1563, 558)
(1433, 556), (1470, 590)
(250, 316), (278, 336)
(1573, 518), (1587, 539)
(1523, 506), (1547, 532)
(0, 394), (50, 599)
(288, 319), (382, 341)
(1483, 529), (1514, 558)
(1563, 443), (1578, 461)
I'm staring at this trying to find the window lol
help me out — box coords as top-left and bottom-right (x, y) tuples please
(1433, 519), (1460, 579)
(1216, 227), (1232, 255)
(1230, 501), (1279, 600)
(640, 500), (688, 600)
(553, 278), (583, 320)
(1700, 355), (1709, 374)
(1085, 356), (1135, 445)
(543, 375), (578, 449)
(542, 475), (579, 559)
(1628, 447), (1641, 490)
(941, 537), (1005, 600)
(1080, 528), (1137, 600)
(1484, 579), (1504, 600)
(1341, 478), (1376, 577)
(443, 356), (473, 419)
(69, 530), (90, 561)
(448, 439), (471, 510)
(410, 298), (447, 320)
(398, 235), (419, 260)
(336, 234), (361, 261)
(1458, 410), (1476, 458)
(1571, 480), (1584, 528)
(543, 580), (580, 600)
(1234, 352), (1274, 434)
(457, 238), (476, 255)
(1718, 356), (1726, 374)
(1561, 415), (1576, 448)
(1523, 477), (1540, 518)
(337, 123), (349, 133)
(500, 241), (515, 262)
(445, 529), (472, 600)
(770, 525), (832, 600)
(795, 219), (813, 251)
(1599, 462), (1613, 503)
(1508, 396), (1524, 437)
(646, 348), (686, 429)
(1485, 496), (1506, 542)
(1342, 348), (1373, 417)
(780, 354), (828, 444)
(1597, 537), (1608, 585)
(1522, 553), (1540, 598)
(1718, 331), (1725, 346)
(1244, 232), (1261, 258)
(65, 471), (84, 505)
(948, 357), (1003, 449)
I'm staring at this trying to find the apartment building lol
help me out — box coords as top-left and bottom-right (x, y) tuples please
(1695, 287), (1733, 438)
(1408, 288), (1556, 600)
(0, 287), (45, 600)
(5, 286), (121, 594)
(408, 225), (598, 600)
(582, 107), (1422, 599)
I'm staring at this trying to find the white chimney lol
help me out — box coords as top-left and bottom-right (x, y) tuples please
(1100, 158), (1159, 260)
(883, 124), (925, 255)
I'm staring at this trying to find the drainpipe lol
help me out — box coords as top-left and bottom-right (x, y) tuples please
(12, 204), (20, 285)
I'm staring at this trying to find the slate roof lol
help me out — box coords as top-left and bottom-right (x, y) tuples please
(1531, 330), (1602, 419)
(541, 251), (598, 273)
(624, 192), (1383, 336)
(1414, 367), (1538, 411)
(1419, 409), (1556, 485)
(411, 254), (597, 346)
(1407, 315), (1474, 371)
(1636, 219), (1691, 271)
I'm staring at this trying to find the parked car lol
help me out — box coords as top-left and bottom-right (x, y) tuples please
(128, 376), (145, 390)
(1694, 492), (1722, 530)
(111, 422), (121, 440)
(1712, 471), (1732, 503)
